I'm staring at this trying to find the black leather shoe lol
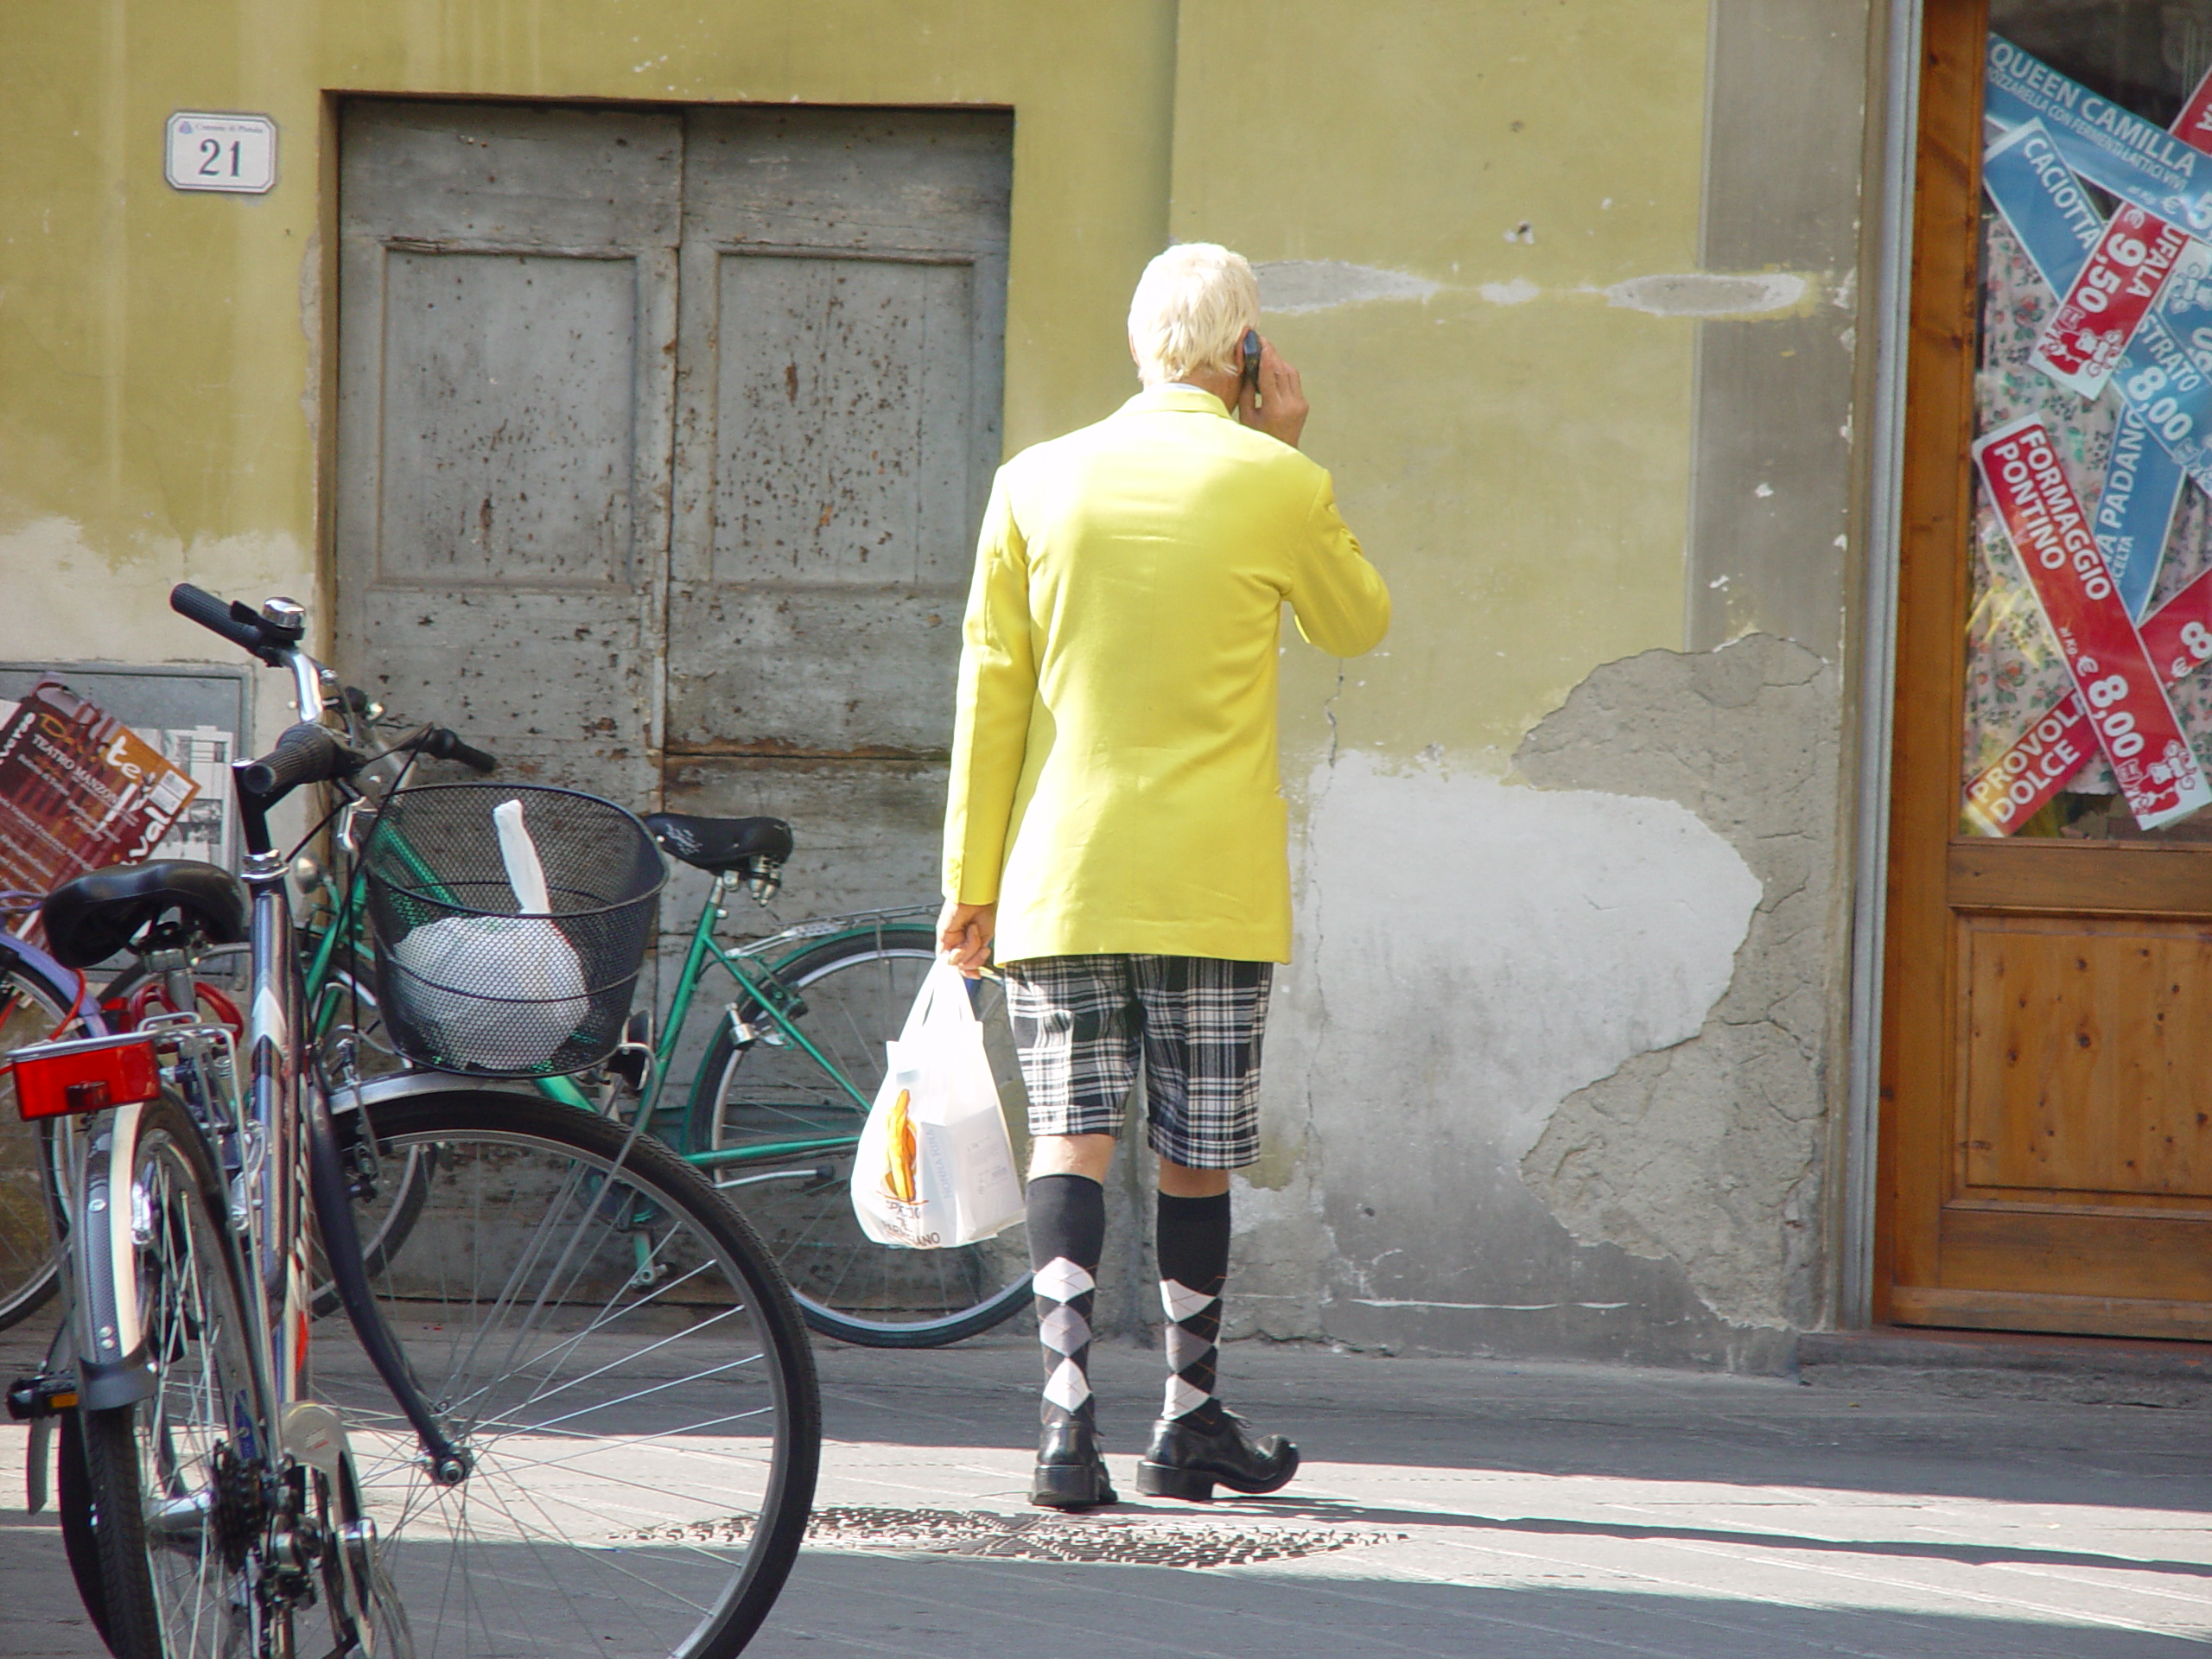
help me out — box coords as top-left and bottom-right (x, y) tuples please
(1136, 1409), (1299, 1501)
(1030, 1417), (1117, 1510)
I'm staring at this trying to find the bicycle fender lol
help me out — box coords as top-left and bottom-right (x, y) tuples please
(72, 1104), (153, 1411)
(331, 1071), (539, 1114)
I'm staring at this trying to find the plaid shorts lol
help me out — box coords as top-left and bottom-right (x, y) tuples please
(1002, 954), (1274, 1170)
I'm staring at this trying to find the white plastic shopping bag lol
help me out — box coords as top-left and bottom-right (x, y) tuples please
(389, 798), (589, 1069)
(850, 961), (1024, 1249)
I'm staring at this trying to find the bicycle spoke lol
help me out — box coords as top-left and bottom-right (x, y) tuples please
(319, 1099), (815, 1657)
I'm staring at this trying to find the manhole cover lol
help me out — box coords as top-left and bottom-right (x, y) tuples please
(620, 1505), (1402, 1567)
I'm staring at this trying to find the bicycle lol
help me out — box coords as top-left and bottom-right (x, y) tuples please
(297, 715), (1039, 1348)
(7, 586), (821, 1659)
(606, 851), (1037, 1348)
(0, 906), (107, 1331)
(8, 667), (1040, 1351)
(0, 708), (495, 1335)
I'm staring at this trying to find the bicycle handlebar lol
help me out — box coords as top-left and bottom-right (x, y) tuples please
(416, 728), (499, 774)
(340, 686), (497, 774)
(171, 583), (290, 666)
(239, 722), (364, 799)
(174, 583), (496, 804)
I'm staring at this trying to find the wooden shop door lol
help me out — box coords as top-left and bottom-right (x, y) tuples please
(1884, 0), (2212, 1339)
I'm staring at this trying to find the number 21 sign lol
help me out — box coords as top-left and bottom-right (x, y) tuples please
(164, 112), (276, 194)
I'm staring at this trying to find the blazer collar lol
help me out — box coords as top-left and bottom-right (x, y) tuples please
(1118, 385), (1233, 419)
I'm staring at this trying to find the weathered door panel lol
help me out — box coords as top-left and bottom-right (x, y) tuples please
(1961, 917), (2212, 1199)
(375, 251), (645, 588)
(663, 588), (960, 755)
(335, 102), (679, 799)
(668, 107), (1011, 765)
(662, 757), (948, 920)
(337, 99), (1010, 950)
(703, 253), (980, 588)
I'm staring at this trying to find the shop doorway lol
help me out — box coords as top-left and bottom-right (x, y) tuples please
(1885, 0), (2212, 1338)
(331, 99), (1009, 904)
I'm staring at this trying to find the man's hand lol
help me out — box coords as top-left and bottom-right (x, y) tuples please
(1238, 337), (1309, 450)
(937, 899), (997, 978)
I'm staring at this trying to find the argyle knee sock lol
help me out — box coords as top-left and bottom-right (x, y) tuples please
(1027, 1173), (1106, 1433)
(1155, 1190), (1230, 1430)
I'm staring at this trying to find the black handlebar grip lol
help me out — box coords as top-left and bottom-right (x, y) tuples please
(171, 583), (279, 664)
(423, 728), (499, 774)
(238, 722), (354, 799)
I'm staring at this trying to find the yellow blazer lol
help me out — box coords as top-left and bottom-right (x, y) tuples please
(944, 385), (1391, 963)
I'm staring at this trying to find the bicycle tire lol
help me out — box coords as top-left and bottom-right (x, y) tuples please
(315, 1090), (821, 1659)
(54, 1411), (111, 1648)
(0, 953), (75, 1332)
(67, 1096), (274, 1659)
(690, 927), (1034, 1348)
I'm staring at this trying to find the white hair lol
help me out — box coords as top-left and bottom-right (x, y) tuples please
(1127, 244), (1260, 386)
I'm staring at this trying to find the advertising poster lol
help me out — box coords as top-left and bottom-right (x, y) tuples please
(1965, 38), (2212, 838)
(1972, 416), (2210, 831)
(0, 677), (200, 912)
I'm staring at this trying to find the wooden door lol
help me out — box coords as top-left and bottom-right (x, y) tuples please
(1885, 0), (2212, 1338)
(660, 107), (1010, 917)
(334, 101), (1010, 917)
(334, 101), (681, 804)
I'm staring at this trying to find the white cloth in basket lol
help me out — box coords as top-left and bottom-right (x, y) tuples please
(389, 798), (589, 1069)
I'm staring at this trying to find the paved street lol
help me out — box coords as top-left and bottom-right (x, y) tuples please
(9, 1325), (2212, 1655)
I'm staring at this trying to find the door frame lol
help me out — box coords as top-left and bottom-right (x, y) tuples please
(1841, 0), (1933, 1330)
(1858, 0), (2212, 1338)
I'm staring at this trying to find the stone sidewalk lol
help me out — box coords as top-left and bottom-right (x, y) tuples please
(9, 1325), (2212, 1655)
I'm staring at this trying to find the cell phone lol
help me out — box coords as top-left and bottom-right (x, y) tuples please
(1240, 329), (1262, 406)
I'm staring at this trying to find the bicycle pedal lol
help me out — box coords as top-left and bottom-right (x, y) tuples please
(5, 1374), (79, 1421)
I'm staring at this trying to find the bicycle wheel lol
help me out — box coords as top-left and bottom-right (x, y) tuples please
(690, 927), (1034, 1347)
(0, 952), (76, 1331)
(69, 1096), (270, 1659)
(313, 1090), (820, 1659)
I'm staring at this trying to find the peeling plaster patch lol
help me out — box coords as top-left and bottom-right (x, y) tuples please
(1255, 260), (1440, 315)
(1283, 751), (1758, 1158)
(1477, 277), (1540, 306)
(1243, 748), (1768, 1363)
(1513, 635), (1841, 1332)
(1605, 271), (1808, 318)
(1228, 1161), (1333, 1339)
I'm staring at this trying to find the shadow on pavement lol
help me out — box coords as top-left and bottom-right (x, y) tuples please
(759, 1551), (2212, 1658)
(813, 1338), (2212, 1514)
(1212, 1491), (2212, 1578)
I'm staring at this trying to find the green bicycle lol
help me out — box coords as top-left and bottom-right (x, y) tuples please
(298, 723), (1035, 1348)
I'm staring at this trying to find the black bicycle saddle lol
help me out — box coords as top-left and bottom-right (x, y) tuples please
(40, 861), (251, 969)
(641, 813), (795, 875)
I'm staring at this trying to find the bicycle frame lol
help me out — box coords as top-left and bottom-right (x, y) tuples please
(234, 753), (474, 1484)
(297, 849), (925, 1173)
(631, 882), (934, 1162)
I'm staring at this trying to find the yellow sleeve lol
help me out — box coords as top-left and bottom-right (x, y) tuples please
(942, 469), (1036, 905)
(1288, 471), (1391, 658)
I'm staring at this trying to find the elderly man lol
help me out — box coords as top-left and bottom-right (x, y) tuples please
(938, 243), (1390, 1510)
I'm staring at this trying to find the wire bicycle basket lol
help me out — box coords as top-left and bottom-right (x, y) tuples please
(360, 784), (665, 1078)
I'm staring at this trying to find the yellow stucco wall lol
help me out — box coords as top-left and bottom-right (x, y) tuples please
(1173, 0), (1709, 771)
(0, 0), (1707, 769)
(0, 0), (1179, 741)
